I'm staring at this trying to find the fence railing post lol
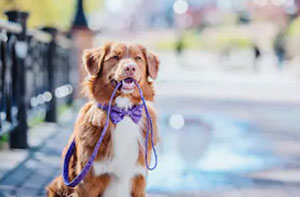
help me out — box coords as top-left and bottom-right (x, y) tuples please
(42, 27), (57, 122)
(5, 11), (29, 149)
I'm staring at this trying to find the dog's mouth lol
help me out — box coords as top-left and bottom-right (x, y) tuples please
(121, 78), (135, 90)
(111, 78), (136, 93)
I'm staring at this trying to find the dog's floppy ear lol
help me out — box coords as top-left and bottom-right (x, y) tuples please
(146, 52), (160, 80)
(83, 44), (110, 76)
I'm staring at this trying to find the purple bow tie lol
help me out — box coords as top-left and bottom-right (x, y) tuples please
(97, 103), (143, 124)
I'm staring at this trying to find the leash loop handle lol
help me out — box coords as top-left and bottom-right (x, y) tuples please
(135, 81), (158, 170)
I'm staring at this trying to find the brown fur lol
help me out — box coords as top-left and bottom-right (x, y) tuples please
(131, 175), (146, 197)
(47, 42), (160, 197)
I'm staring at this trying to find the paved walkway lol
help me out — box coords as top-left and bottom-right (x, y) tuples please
(1, 96), (300, 196)
(0, 113), (74, 197)
(151, 97), (300, 197)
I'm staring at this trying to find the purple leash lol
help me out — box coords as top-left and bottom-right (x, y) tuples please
(63, 81), (158, 187)
(135, 81), (158, 171)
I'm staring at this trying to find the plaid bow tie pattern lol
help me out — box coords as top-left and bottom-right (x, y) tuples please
(97, 103), (143, 124)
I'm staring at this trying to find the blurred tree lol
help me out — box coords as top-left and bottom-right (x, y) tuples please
(0, 0), (103, 31)
(286, 17), (300, 58)
(85, 0), (104, 14)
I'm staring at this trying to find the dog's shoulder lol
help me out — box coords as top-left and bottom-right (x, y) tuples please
(74, 102), (109, 149)
(75, 102), (106, 126)
(143, 102), (157, 122)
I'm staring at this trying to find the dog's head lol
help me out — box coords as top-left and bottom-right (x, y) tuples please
(83, 42), (160, 104)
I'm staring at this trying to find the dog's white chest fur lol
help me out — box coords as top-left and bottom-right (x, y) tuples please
(94, 97), (145, 197)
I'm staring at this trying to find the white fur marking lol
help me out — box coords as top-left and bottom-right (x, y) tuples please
(94, 96), (145, 197)
(114, 97), (133, 110)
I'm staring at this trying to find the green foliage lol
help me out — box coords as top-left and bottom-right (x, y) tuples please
(0, 134), (8, 149)
(288, 18), (300, 37)
(215, 33), (252, 49)
(85, 0), (104, 14)
(156, 28), (252, 50)
(0, 0), (103, 31)
(28, 113), (45, 128)
(58, 103), (70, 116)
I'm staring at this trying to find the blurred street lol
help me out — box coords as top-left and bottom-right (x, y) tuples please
(1, 51), (300, 196)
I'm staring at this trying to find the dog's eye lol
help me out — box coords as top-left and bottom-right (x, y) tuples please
(113, 55), (119, 60)
(135, 56), (142, 61)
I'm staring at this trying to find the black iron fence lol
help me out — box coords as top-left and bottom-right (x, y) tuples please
(0, 11), (75, 149)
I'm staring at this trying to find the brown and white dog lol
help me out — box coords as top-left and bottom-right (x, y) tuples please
(47, 42), (159, 197)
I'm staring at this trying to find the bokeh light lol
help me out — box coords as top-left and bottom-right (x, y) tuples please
(173, 0), (189, 15)
(169, 114), (185, 130)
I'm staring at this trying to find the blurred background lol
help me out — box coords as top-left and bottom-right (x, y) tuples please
(1, 0), (300, 196)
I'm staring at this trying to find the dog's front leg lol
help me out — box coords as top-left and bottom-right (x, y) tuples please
(131, 175), (146, 197)
(46, 175), (74, 197)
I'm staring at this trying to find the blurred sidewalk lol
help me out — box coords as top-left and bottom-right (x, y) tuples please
(0, 109), (75, 197)
(156, 50), (300, 103)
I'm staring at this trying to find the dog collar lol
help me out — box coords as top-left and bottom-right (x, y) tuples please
(97, 103), (143, 124)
